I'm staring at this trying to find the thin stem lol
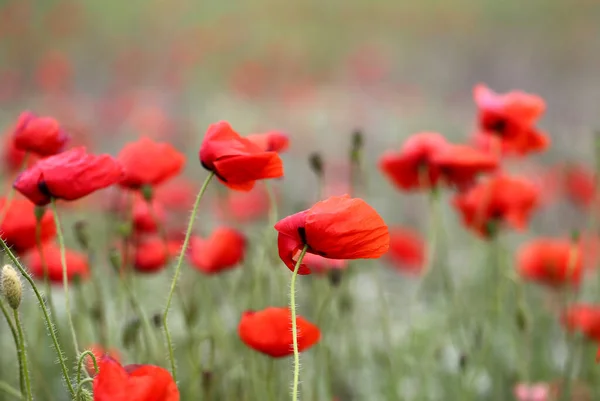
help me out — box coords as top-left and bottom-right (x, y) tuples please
(0, 381), (21, 399)
(76, 350), (98, 386)
(290, 244), (309, 401)
(13, 310), (33, 401)
(0, 239), (75, 397)
(36, 220), (58, 322)
(51, 199), (80, 355)
(75, 377), (94, 399)
(163, 172), (215, 381)
(0, 298), (23, 395)
(267, 358), (276, 401)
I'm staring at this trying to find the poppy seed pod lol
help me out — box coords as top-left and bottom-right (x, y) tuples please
(1, 264), (22, 310)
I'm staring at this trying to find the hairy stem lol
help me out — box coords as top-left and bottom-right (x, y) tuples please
(14, 310), (33, 401)
(290, 245), (309, 401)
(163, 172), (214, 381)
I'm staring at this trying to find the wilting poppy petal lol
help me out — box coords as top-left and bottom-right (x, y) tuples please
(199, 121), (284, 191)
(13, 147), (124, 206)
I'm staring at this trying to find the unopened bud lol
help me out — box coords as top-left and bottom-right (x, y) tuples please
(108, 248), (122, 273)
(141, 184), (154, 202)
(458, 353), (468, 371)
(515, 307), (528, 332)
(77, 389), (93, 401)
(350, 129), (364, 164)
(117, 222), (132, 239)
(570, 229), (581, 243)
(1, 264), (22, 310)
(151, 312), (162, 328)
(74, 220), (90, 250)
(308, 153), (324, 177)
(327, 269), (343, 288)
(122, 317), (141, 349)
(34, 205), (47, 222)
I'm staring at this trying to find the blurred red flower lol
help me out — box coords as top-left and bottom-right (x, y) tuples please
(35, 51), (72, 94)
(386, 227), (425, 274)
(93, 356), (179, 401)
(238, 307), (320, 358)
(562, 304), (600, 342)
(154, 178), (197, 212)
(473, 84), (549, 155)
(453, 174), (539, 238)
(199, 121), (284, 191)
(562, 164), (596, 208)
(188, 227), (246, 274)
(379, 132), (448, 191)
(133, 195), (165, 234)
(12, 111), (69, 156)
(431, 144), (498, 189)
(26, 242), (89, 283)
(85, 344), (120, 376)
(13, 147), (123, 206)
(301, 253), (347, 274)
(118, 137), (185, 189)
(0, 197), (55, 253)
(246, 131), (290, 153)
(216, 184), (270, 223)
(274, 195), (389, 274)
(134, 237), (172, 274)
(517, 238), (583, 287)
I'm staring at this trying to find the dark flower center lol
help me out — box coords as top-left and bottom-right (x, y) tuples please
(485, 118), (507, 135)
(37, 180), (52, 197)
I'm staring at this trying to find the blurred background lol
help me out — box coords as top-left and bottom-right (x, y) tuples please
(2, 1), (600, 399)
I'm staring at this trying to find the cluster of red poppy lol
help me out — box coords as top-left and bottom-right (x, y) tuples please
(4, 83), (600, 400)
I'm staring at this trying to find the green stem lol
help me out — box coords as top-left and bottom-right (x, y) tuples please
(0, 239), (75, 397)
(36, 220), (58, 324)
(290, 244), (309, 401)
(51, 199), (80, 356)
(75, 377), (94, 399)
(163, 172), (215, 381)
(76, 350), (98, 386)
(267, 358), (276, 401)
(0, 381), (21, 400)
(121, 273), (156, 362)
(13, 310), (32, 401)
(0, 298), (23, 395)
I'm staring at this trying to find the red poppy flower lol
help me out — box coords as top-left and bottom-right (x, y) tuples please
(199, 121), (284, 191)
(386, 227), (425, 275)
(379, 132), (449, 191)
(453, 175), (539, 237)
(26, 242), (89, 283)
(517, 238), (583, 287)
(93, 356), (179, 401)
(134, 237), (171, 274)
(12, 111), (69, 156)
(118, 137), (185, 189)
(3, 134), (31, 174)
(216, 185), (270, 223)
(301, 253), (347, 274)
(188, 227), (246, 274)
(473, 84), (549, 155)
(274, 195), (389, 274)
(133, 195), (165, 234)
(246, 131), (290, 153)
(13, 147), (124, 206)
(0, 197), (56, 253)
(562, 304), (600, 342)
(431, 144), (498, 189)
(562, 164), (596, 208)
(238, 307), (320, 358)
(85, 345), (120, 376)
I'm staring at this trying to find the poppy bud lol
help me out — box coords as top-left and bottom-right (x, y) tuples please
(74, 220), (90, 250)
(141, 184), (153, 202)
(515, 307), (528, 332)
(122, 317), (141, 349)
(1, 264), (22, 310)
(151, 312), (162, 328)
(34, 205), (47, 222)
(327, 269), (343, 287)
(350, 129), (364, 164)
(570, 229), (581, 243)
(309, 152), (324, 177)
(338, 292), (354, 314)
(117, 222), (132, 239)
(108, 247), (122, 273)
(458, 353), (468, 371)
(76, 388), (93, 401)
(184, 302), (199, 326)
